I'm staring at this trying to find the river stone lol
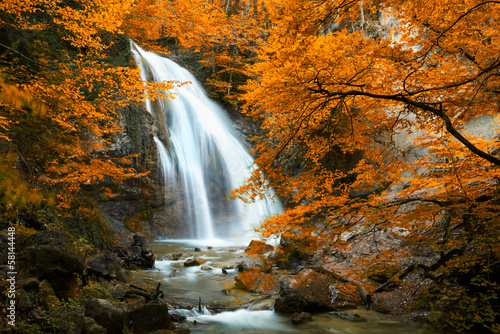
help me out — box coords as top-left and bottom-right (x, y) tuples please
(184, 257), (205, 267)
(200, 265), (212, 270)
(330, 311), (367, 322)
(247, 299), (275, 311)
(290, 312), (313, 325)
(275, 293), (307, 314)
(165, 252), (183, 261)
(124, 301), (175, 333)
(235, 260), (253, 272)
(275, 271), (349, 314)
(246, 240), (274, 254)
(211, 261), (235, 269)
(85, 298), (126, 333)
(171, 262), (184, 267)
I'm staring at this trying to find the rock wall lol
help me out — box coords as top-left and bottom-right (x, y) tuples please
(97, 100), (170, 241)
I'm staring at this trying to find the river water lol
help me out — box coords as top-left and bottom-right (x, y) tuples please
(132, 240), (433, 334)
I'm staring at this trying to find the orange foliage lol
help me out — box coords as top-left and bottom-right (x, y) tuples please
(123, 0), (273, 103)
(233, 0), (500, 331)
(0, 0), (179, 207)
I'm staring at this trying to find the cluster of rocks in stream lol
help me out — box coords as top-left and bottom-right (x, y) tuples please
(0, 230), (190, 333)
(231, 237), (423, 327)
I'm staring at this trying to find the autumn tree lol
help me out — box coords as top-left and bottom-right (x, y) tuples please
(123, 0), (273, 104)
(235, 0), (500, 331)
(0, 0), (178, 244)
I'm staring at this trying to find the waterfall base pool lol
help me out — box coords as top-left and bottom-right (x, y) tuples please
(131, 240), (436, 334)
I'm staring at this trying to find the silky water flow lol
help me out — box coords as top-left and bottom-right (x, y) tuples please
(131, 42), (282, 242)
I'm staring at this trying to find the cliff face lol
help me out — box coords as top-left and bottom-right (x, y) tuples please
(96, 101), (166, 241)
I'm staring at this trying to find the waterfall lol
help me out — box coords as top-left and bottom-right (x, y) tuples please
(131, 42), (282, 241)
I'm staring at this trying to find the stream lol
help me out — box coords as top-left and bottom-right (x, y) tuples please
(132, 240), (433, 334)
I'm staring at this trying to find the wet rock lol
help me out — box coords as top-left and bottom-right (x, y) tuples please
(275, 271), (348, 314)
(133, 234), (148, 248)
(171, 262), (184, 267)
(275, 292), (307, 314)
(290, 312), (313, 325)
(194, 247), (201, 252)
(85, 298), (126, 333)
(235, 260), (252, 272)
(86, 251), (130, 282)
(211, 261), (235, 270)
(83, 316), (107, 334)
(124, 300), (175, 333)
(248, 299), (275, 311)
(246, 240), (274, 254)
(274, 237), (315, 270)
(114, 233), (155, 269)
(332, 301), (358, 311)
(330, 311), (367, 322)
(170, 313), (187, 322)
(184, 257), (205, 267)
(165, 252), (183, 261)
(200, 265), (212, 270)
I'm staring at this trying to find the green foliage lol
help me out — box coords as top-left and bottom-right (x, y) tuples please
(0, 152), (52, 230)
(75, 280), (107, 303)
(55, 197), (116, 249)
(415, 260), (500, 333)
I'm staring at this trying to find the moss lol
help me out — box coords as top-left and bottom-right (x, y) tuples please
(123, 208), (156, 233)
(121, 102), (153, 163)
(53, 197), (116, 249)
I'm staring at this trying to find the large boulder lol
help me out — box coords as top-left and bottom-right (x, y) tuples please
(275, 270), (358, 314)
(17, 230), (85, 300)
(124, 300), (175, 334)
(183, 257), (205, 267)
(274, 237), (315, 270)
(82, 316), (107, 334)
(113, 233), (155, 269)
(86, 251), (131, 282)
(245, 240), (274, 254)
(85, 298), (126, 333)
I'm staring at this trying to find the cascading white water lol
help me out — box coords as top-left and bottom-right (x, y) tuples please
(131, 42), (282, 241)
